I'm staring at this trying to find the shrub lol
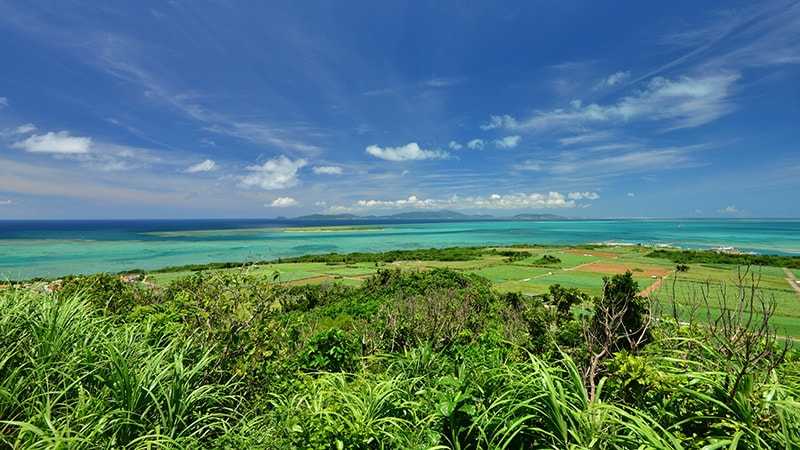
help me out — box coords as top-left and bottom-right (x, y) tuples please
(57, 273), (148, 315)
(533, 254), (562, 266)
(544, 283), (587, 321)
(299, 328), (361, 373)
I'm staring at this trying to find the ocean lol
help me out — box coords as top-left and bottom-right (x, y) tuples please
(1, 219), (798, 280)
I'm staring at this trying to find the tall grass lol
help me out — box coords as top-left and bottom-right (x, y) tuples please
(0, 268), (798, 448)
(0, 289), (236, 449)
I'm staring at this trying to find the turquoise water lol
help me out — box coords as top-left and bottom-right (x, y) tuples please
(1, 219), (799, 280)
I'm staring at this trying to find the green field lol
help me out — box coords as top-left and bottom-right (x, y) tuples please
(146, 244), (800, 337)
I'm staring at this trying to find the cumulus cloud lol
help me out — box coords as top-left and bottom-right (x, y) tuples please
(494, 135), (521, 149)
(185, 159), (216, 173)
(270, 197), (298, 207)
(567, 191), (600, 200)
(330, 191), (597, 212)
(627, 192), (636, 197)
(466, 139), (484, 150)
(718, 205), (739, 214)
(482, 73), (740, 132)
(366, 142), (448, 161)
(312, 165), (343, 175)
(240, 155), (307, 190)
(12, 131), (92, 154)
(448, 141), (463, 150)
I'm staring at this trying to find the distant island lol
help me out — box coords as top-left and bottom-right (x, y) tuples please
(290, 209), (567, 222)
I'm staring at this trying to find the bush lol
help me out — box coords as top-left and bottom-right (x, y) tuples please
(533, 254), (562, 266)
(57, 273), (148, 315)
(299, 328), (361, 373)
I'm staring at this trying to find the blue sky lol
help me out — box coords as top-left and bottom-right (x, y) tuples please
(0, 0), (798, 219)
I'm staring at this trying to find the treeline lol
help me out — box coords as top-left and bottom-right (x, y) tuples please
(647, 248), (800, 269)
(147, 246), (507, 274)
(1, 266), (797, 448)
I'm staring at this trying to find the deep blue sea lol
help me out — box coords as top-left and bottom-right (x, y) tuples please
(1, 219), (798, 280)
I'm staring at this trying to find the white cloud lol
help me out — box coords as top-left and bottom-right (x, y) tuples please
(514, 160), (542, 171)
(0, 199), (13, 205)
(240, 155), (307, 190)
(12, 131), (93, 154)
(424, 77), (462, 88)
(313, 165), (343, 175)
(558, 131), (611, 146)
(567, 191), (600, 200)
(627, 192), (636, 197)
(466, 139), (485, 150)
(270, 197), (298, 207)
(448, 141), (463, 150)
(494, 135), (521, 149)
(718, 205), (739, 214)
(598, 71), (630, 88)
(330, 191), (594, 212)
(185, 159), (217, 173)
(211, 122), (322, 155)
(365, 142), (448, 161)
(14, 123), (37, 134)
(0, 97), (7, 107)
(483, 73), (740, 132)
(546, 147), (698, 176)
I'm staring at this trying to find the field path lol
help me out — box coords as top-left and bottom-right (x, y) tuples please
(784, 268), (800, 297)
(639, 274), (669, 297)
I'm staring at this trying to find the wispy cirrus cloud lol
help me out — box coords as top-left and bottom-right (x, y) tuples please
(652, 0), (800, 78)
(515, 144), (705, 181)
(312, 165), (343, 175)
(595, 71), (630, 89)
(366, 143), (449, 161)
(185, 159), (216, 173)
(14, 123), (37, 134)
(558, 131), (613, 146)
(483, 73), (740, 133)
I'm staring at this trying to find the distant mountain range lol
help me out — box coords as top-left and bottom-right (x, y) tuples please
(289, 210), (567, 222)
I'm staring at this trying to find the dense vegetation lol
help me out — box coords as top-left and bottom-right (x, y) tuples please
(1, 266), (798, 448)
(648, 248), (800, 269)
(144, 247), (492, 275)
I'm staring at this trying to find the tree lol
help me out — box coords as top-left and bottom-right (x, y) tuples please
(545, 284), (586, 321)
(583, 271), (652, 400)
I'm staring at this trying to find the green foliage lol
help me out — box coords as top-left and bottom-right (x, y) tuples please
(592, 271), (651, 351)
(1, 263), (798, 448)
(544, 283), (587, 320)
(532, 254), (562, 266)
(57, 273), (145, 315)
(299, 328), (360, 373)
(279, 246), (488, 263)
(648, 248), (800, 269)
(494, 249), (533, 262)
(676, 263), (690, 272)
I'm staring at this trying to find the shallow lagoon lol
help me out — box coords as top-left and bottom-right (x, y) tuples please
(1, 219), (799, 279)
